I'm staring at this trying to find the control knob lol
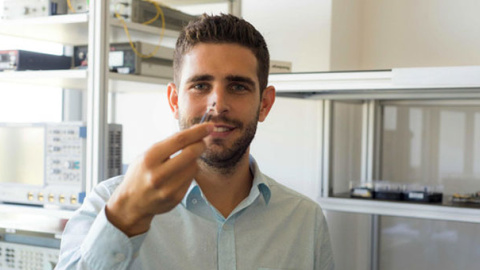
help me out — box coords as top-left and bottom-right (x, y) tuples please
(64, 161), (80, 169)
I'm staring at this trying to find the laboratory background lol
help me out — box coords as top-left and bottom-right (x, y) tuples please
(1, 0), (480, 269)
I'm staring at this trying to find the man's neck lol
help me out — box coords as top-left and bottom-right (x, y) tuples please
(195, 153), (253, 218)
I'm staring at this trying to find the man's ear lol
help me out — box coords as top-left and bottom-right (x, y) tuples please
(258, 85), (276, 122)
(167, 83), (179, 119)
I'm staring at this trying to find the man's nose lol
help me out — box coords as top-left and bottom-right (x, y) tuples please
(207, 86), (229, 115)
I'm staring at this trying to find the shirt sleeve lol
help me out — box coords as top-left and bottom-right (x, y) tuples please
(314, 205), (335, 270)
(56, 177), (147, 270)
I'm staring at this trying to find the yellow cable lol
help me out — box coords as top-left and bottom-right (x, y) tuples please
(67, 0), (75, 13)
(114, 0), (166, 59)
(141, 1), (161, 25)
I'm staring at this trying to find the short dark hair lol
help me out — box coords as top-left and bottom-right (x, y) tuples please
(174, 13), (270, 92)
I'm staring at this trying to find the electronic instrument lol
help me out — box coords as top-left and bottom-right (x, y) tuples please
(1, 0), (68, 19)
(0, 50), (72, 71)
(74, 41), (174, 78)
(0, 241), (58, 270)
(0, 122), (122, 209)
(111, 0), (198, 31)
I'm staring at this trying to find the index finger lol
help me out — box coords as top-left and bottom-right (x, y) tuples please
(144, 123), (213, 166)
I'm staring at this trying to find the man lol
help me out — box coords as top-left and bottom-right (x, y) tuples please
(57, 14), (334, 270)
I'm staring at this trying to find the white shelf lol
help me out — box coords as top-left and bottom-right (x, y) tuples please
(0, 69), (87, 89)
(0, 13), (181, 45)
(0, 70), (173, 91)
(270, 70), (394, 92)
(319, 197), (480, 224)
(0, 14), (89, 44)
(108, 72), (170, 93)
(0, 204), (74, 237)
(270, 66), (480, 96)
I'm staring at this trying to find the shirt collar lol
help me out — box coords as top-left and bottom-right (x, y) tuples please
(181, 155), (271, 207)
(249, 155), (271, 205)
(181, 180), (201, 207)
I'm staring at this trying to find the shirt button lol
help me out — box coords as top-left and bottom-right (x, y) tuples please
(114, 252), (126, 262)
(192, 198), (198, 204)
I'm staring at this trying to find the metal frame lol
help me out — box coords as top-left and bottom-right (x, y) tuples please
(370, 214), (379, 270)
(86, 0), (110, 192)
(360, 101), (369, 182)
(228, 0), (242, 16)
(322, 100), (332, 198)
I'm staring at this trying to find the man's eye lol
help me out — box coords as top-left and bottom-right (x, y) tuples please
(193, 84), (207, 90)
(231, 84), (247, 92)
(194, 84), (209, 91)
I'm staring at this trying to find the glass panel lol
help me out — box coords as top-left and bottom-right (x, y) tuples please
(331, 100), (365, 195)
(379, 216), (480, 270)
(380, 101), (480, 197)
(325, 210), (372, 270)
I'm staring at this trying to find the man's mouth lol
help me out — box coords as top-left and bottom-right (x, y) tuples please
(213, 126), (234, 133)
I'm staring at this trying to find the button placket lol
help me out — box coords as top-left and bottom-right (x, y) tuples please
(217, 218), (236, 270)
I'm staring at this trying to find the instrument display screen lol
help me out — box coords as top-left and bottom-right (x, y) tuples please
(0, 125), (44, 186)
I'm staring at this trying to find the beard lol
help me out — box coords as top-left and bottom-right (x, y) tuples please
(179, 109), (259, 174)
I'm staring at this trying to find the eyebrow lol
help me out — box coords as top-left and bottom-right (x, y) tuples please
(225, 75), (256, 88)
(186, 74), (257, 88)
(187, 74), (214, 83)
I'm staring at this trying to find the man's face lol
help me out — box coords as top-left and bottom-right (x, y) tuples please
(168, 43), (273, 170)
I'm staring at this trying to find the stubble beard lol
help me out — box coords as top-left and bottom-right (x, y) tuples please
(179, 109), (259, 175)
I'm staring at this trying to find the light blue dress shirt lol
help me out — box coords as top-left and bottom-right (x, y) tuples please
(57, 156), (334, 270)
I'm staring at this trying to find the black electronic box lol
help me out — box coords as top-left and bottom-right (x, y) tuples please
(0, 50), (72, 71)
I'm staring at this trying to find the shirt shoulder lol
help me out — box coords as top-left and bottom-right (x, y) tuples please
(262, 173), (322, 211)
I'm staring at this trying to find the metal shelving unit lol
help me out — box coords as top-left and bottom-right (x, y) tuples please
(270, 65), (480, 224)
(0, 0), (238, 237)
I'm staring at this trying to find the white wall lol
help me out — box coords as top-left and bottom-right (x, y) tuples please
(245, 0), (480, 72)
(331, 0), (480, 71)
(329, 0), (361, 71)
(0, 35), (65, 123)
(361, 0), (480, 69)
(251, 97), (323, 201)
(242, 0), (333, 72)
(113, 92), (178, 166)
